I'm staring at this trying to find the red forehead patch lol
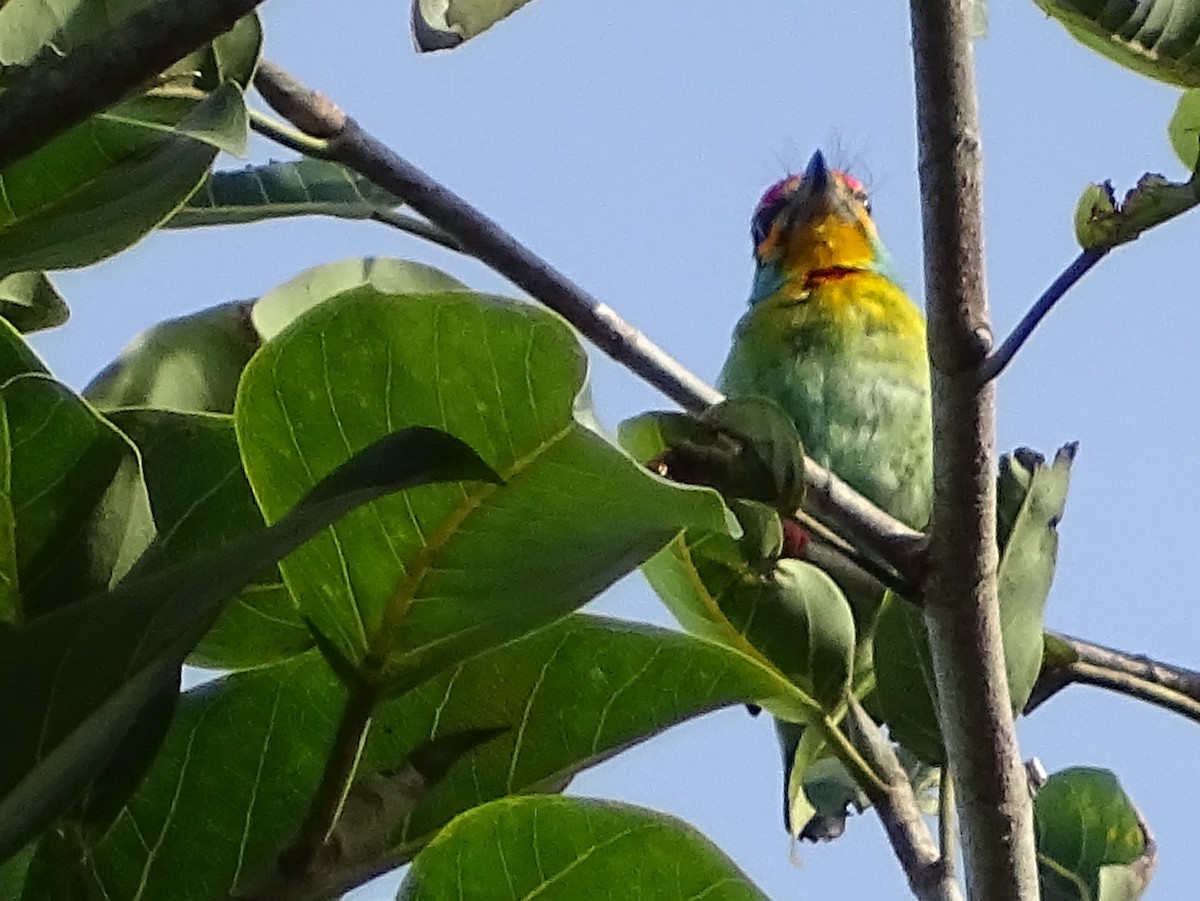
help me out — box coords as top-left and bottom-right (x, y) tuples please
(756, 170), (866, 212)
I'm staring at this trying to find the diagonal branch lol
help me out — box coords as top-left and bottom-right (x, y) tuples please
(0, 0), (268, 171)
(908, 0), (1038, 897)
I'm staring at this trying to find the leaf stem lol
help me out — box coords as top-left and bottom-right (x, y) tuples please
(282, 685), (377, 878)
(248, 109), (332, 158)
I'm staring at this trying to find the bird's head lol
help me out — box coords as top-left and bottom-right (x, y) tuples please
(748, 150), (890, 304)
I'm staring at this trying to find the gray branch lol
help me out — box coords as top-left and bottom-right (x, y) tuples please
(907, 0), (1039, 898)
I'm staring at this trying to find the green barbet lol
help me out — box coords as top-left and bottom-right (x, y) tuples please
(718, 151), (932, 531)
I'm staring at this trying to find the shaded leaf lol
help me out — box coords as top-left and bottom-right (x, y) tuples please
(236, 288), (731, 690)
(397, 795), (770, 900)
(1035, 767), (1154, 901)
(84, 301), (260, 414)
(2, 373), (155, 621)
(165, 159), (403, 229)
(108, 409), (308, 669)
(0, 273), (68, 333)
(0, 426), (497, 864)
(873, 592), (944, 764)
(411, 0), (538, 52)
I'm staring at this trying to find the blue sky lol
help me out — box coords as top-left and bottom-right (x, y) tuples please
(30, 0), (1200, 896)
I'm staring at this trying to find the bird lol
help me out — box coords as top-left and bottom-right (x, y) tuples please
(718, 150), (932, 533)
(717, 150), (934, 839)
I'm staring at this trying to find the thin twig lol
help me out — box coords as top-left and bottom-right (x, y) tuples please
(845, 699), (962, 901)
(908, 0), (1038, 897)
(0, 0), (268, 170)
(938, 768), (957, 881)
(977, 250), (1107, 385)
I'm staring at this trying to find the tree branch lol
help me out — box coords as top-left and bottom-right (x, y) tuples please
(908, 1), (1038, 898)
(0, 0), (267, 171)
(977, 249), (1107, 385)
(1026, 633), (1200, 723)
(845, 699), (962, 901)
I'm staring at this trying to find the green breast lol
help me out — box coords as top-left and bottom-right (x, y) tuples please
(718, 274), (933, 529)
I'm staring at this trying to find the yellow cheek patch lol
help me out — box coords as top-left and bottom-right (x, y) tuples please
(782, 211), (879, 278)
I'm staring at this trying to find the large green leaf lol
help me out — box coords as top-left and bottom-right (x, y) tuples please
(411, 0), (538, 51)
(250, 257), (467, 342)
(164, 159), (404, 229)
(81, 615), (803, 899)
(83, 301), (260, 414)
(398, 795), (770, 900)
(1035, 768), (1154, 901)
(235, 288), (731, 689)
(1033, 0), (1200, 87)
(0, 273), (68, 333)
(0, 426), (498, 865)
(108, 409), (309, 669)
(1, 373), (154, 622)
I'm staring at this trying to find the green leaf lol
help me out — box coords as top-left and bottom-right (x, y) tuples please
(108, 409), (309, 669)
(164, 159), (404, 229)
(1033, 0), (1200, 87)
(997, 445), (1075, 711)
(0, 99), (219, 277)
(873, 592), (944, 764)
(0, 273), (68, 333)
(0, 0), (258, 271)
(411, 0), (538, 52)
(1072, 174), (1200, 251)
(1035, 768), (1154, 901)
(84, 615), (803, 898)
(83, 301), (260, 414)
(875, 443), (1076, 763)
(2, 373), (155, 621)
(620, 411), (848, 715)
(623, 399), (805, 513)
(0, 317), (48, 383)
(398, 795), (770, 900)
(0, 841), (34, 898)
(235, 288), (731, 689)
(0, 426), (498, 864)
(250, 257), (467, 342)
(1169, 89), (1200, 170)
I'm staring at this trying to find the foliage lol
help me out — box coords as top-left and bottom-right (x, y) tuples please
(0, 0), (1185, 897)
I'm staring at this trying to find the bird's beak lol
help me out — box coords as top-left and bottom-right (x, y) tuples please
(786, 150), (839, 222)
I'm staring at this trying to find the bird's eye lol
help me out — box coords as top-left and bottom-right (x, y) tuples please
(856, 191), (872, 215)
(751, 198), (786, 245)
